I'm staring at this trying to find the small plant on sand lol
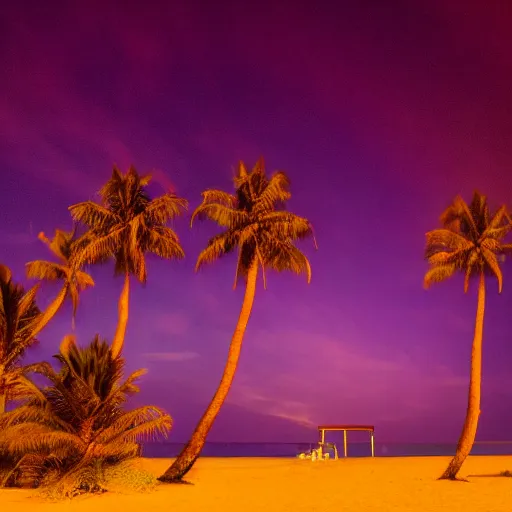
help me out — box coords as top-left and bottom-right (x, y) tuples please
(0, 335), (171, 497)
(101, 460), (158, 493)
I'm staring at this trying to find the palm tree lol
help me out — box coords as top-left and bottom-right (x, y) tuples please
(424, 191), (512, 480)
(159, 157), (315, 482)
(26, 229), (94, 335)
(0, 264), (41, 414)
(69, 166), (187, 359)
(0, 335), (171, 494)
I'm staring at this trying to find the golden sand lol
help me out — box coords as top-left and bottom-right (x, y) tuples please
(1, 456), (511, 511)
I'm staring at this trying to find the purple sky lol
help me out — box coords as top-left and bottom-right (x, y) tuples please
(2, 0), (512, 443)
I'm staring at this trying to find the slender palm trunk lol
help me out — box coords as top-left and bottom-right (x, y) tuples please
(0, 366), (5, 414)
(440, 272), (486, 480)
(158, 261), (259, 483)
(31, 284), (68, 338)
(111, 273), (130, 359)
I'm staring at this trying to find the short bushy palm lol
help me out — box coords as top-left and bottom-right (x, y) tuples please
(0, 335), (171, 495)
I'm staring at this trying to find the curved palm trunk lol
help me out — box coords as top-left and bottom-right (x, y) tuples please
(31, 284), (68, 338)
(440, 272), (486, 480)
(158, 261), (259, 483)
(111, 273), (130, 359)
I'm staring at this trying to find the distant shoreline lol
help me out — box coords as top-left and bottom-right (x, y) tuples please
(141, 440), (512, 458)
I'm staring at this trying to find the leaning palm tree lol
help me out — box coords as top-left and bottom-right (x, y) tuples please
(0, 264), (41, 414)
(159, 157), (315, 482)
(69, 166), (187, 359)
(26, 229), (94, 335)
(424, 191), (512, 480)
(0, 335), (171, 495)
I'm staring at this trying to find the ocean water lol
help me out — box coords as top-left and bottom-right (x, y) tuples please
(141, 441), (512, 458)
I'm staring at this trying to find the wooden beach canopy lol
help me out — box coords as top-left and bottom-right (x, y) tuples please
(318, 425), (375, 457)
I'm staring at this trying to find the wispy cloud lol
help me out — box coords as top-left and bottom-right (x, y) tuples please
(143, 351), (199, 362)
(151, 311), (191, 337)
(0, 231), (37, 246)
(228, 327), (471, 435)
(228, 385), (316, 428)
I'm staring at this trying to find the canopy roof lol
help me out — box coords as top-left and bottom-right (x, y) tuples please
(317, 425), (374, 432)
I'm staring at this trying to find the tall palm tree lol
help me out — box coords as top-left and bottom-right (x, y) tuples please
(26, 229), (94, 335)
(69, 166), (187, 359)
(424, 191), (512, 480)
(0, 335), (172, 494)
(0, 264), (41, 414)
(159, 157), (315, 482)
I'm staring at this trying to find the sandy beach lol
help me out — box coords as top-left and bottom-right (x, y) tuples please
(1, 456), (511, 511)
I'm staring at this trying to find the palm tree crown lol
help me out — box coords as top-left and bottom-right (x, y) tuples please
(69, 165), (187, 281)
(192, 157), (316, 287)
(0, 265), (40, 368)
(25, 229), (94, 324)
(424, 191), (512, 292)
(0, 264), (41, 409)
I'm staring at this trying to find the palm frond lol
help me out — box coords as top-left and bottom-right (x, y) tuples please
(200, 189), (237, 208)
(0, 271), (41, 371)
(68, 202), (119, 230)
(96, 406), (171, 444)
(0, 403), (67, 431)
(425, 230), (474, 254)
(73, 228), (126, 267)
(44, 229), (75, 262)
(0, 264), (12, 283)
(25, 260), (69, 282)
(16, 283), (41, 321)
(482, 248), (503, 292)
(423, 264), (457, 288)
(261, 211), (314, 241)
(144, 227), (185, 261)
(485, 205), (509, 232)
(440, 195), (479, 239)
(463, 251), (480, 292)
(253, 171), (291, 213)
(0, 423), (85, 456)
(75, 270), (95, 290)
(195, 231), (239, 271)
(191, 202), (248, 229)
(22, 361), (58, 382)
(143, 194), (188, 225)
(95, 441), (140, 460)
(426, 250), (466, 267)
(1, 372), (46, 404)
(262, 233), (312, 283)
(484, 225), (512, 241)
